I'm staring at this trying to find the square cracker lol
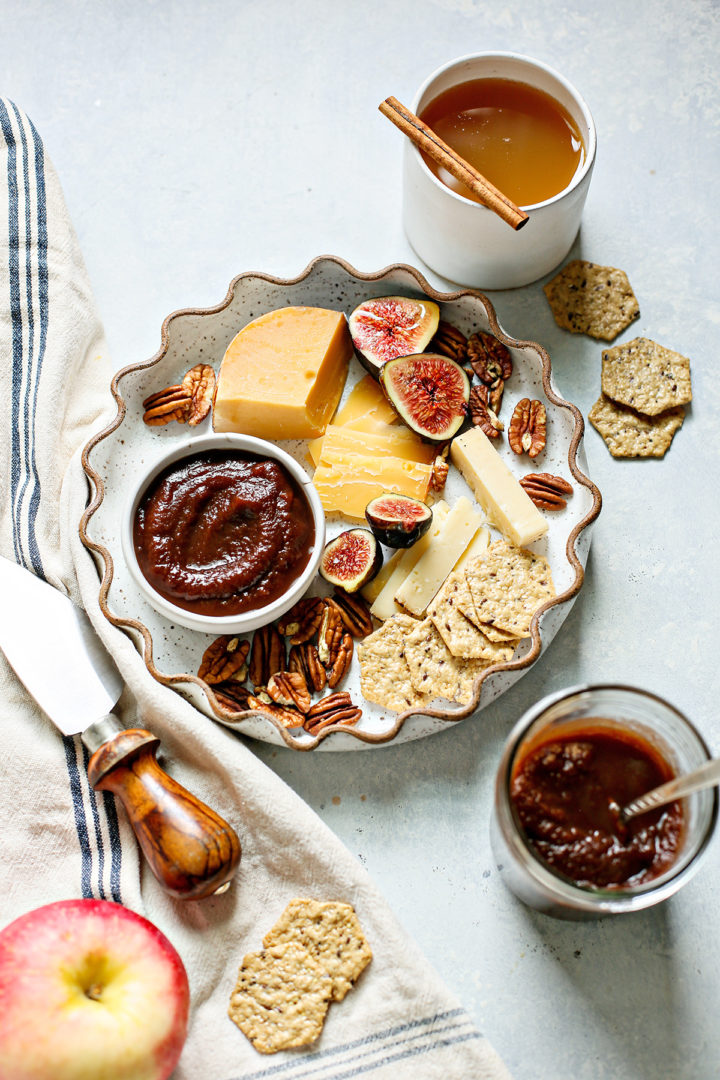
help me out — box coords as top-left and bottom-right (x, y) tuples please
(228, 941), (332, 1054)
(263, 898), (372, 1002)
(588, 393), (684, 457)
(403, 617), (490, 704)
(601, 337), (692, 415)
(428, 571), (516, 663)
(543, 259), (639, 341)
(464, 540), (555, 638)
(357, 614), (432, 713)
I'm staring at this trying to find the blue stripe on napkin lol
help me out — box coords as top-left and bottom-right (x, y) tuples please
(2, 98), (123, 907)
(229, 1009), (484, 1079)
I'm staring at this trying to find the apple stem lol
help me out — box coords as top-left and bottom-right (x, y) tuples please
(85, 983), (103, 1001)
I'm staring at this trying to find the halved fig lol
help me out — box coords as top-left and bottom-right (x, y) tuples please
(365, 493), (433, 548)
(380, 353), (469, 442)
(348, 296), (440, 375)
(319, 529), (383, 592)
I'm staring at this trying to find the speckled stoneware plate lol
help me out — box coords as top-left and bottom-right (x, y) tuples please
(80, 256), (601, 751)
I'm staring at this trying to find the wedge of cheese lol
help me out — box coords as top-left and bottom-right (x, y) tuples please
(308, 424), (435, 468)
(213, 307), (352, 439)
(394, 497), (486, 616)
(312, 450), (433, 519)
(450, 428), (548, 547)
(334, 374), (399, 428)
(368, 502), (449, 621)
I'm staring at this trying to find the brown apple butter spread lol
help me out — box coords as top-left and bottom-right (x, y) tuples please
(133, 450), (314, 616)
(510, 725), (684, 889)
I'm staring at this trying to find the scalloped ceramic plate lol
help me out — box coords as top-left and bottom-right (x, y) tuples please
(80, 256), (601, 751)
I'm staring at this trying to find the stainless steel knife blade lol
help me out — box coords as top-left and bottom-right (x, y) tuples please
(0, 556), (122, 735)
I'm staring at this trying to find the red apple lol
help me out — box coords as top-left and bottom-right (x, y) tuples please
(0, 899), (190, 1080)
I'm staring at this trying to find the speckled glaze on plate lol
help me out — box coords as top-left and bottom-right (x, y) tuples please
(79, 256), (601, 751)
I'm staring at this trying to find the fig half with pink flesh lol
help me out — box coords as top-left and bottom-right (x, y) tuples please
(365, 493), (433, 548)
(348, 296), (440, 375)
(319, 529), (383, 592)
(380, 353), (469, 443)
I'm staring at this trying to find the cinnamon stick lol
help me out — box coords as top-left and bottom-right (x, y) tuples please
(379, 96), (529, 232)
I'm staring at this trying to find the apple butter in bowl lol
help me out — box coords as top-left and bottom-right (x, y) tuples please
(122, 433), (325, 634)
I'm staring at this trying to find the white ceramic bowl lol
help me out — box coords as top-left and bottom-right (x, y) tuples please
(403, 52), (597, 289)
(121, 432), (326, 634)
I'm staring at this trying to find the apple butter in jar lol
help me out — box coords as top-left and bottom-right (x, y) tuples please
(510, 726), (684, 889)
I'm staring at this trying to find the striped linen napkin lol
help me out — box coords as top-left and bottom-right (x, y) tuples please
(0, 98), (511, 1080)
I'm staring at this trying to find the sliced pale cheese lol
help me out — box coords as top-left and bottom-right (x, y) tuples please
(312, 450), (432, 519)
(394, 497), (485, 616)
(450, 428), (548, 547)
(334, 373), (399, 428)
(369, 503), (449, 621)
(213, 307), (352, 439)
(308, 424), (434, 468)
(361, 548), (404, 603)
(454, 525), (490, 572)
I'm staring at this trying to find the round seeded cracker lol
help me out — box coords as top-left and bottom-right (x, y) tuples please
(600, 337), (692, 415)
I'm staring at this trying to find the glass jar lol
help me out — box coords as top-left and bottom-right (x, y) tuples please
(491, 684), (718, 919)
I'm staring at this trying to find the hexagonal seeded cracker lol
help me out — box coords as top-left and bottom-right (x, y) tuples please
(263, 899), (372, 1002)
(228, 941), (332, 1054)
(403, 617), (491, 705)
(543, 259), (639, 341)
(464, 540), (555, 638)
(601, 337), (692, 415)
(357, 614), (432, 714)
(427, 571), (517, 663)
(588, 393), (685, 458)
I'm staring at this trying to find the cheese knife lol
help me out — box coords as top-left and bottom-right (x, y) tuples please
(0, 556), (241, 900)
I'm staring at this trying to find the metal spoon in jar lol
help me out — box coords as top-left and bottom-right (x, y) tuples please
(615, 757), (720, 823)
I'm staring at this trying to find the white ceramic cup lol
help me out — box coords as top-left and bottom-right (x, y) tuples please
(402, 52), (597, 290)
(121, 432), (326, 635)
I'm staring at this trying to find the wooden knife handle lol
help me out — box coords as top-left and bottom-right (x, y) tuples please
(87, 728), (241, 900)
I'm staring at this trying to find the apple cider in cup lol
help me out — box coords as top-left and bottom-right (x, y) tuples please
(419, 77), (585, 206)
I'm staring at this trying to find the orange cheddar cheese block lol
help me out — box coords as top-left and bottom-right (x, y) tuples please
(334, 374), (399, 428)
(313, 450), (432, 519)
(307, 424), (435, 468)
(213, 307), (353, 439)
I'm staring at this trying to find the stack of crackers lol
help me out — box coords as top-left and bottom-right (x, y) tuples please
(543, 259), (692, 459)
(228, 898), (372, 1054)
(358, 540), (555, 712)
(588, 338), (692, 457)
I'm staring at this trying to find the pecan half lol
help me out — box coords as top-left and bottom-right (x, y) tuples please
(430, 453), (450, 492)
(326, 633), (353, 688)
(267, 671), (312, 714)
(212, 682), (252, 713)
(142, 384), (191, 426)
(429, 320), (468, 362)
(304, 692), (363, 735)
(248, 624), (286, 688)
(467, 332), (513, 385)
(508, 398), (547, 458)
(317, 603), (344, 666)
(327, 591), (373, 638)
(277, 596), (325, 644)
(183, 363), (216, 425)
(247, 694), (304, 730)
(142, 363), (215, 426)
(520, 472), (573, 510)
(469, 384), (503, 439)
(198, 635), (250, 685)
(288, 642), (327, 693)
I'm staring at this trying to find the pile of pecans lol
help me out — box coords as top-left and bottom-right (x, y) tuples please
(197, 592), (373, 738)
